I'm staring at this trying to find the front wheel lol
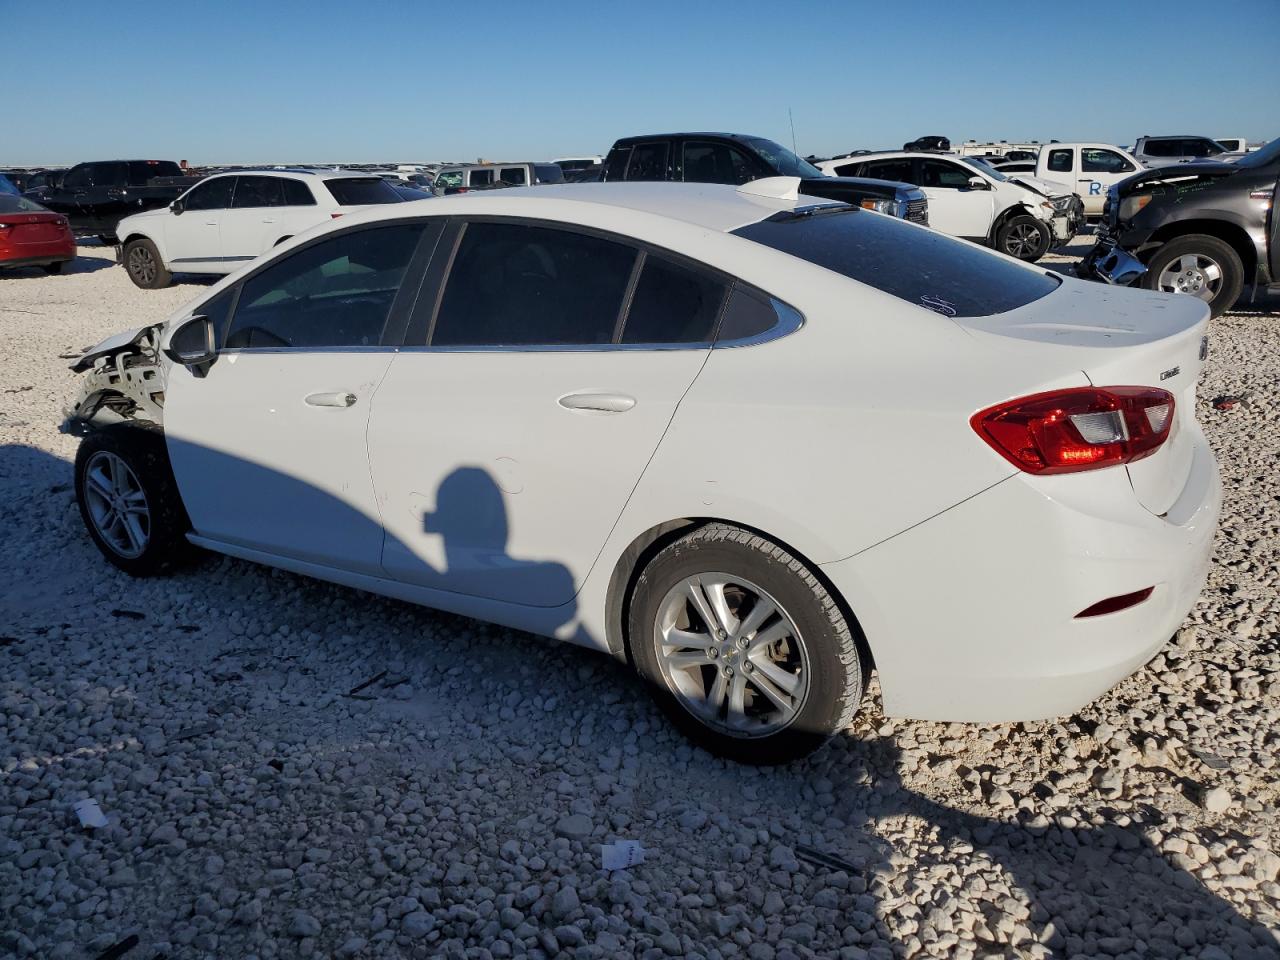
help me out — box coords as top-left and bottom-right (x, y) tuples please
(996, 214), (1051, 261)
(74, 423), (192, 576)
(43, 261), (68, 275)
(629, 524), (867, 764)
(1141, 234), (1244, 318)
(123, 238), (172, 289)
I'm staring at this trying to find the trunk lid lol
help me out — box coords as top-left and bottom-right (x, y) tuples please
(959, 281), (1210, 516)
(4, 212), (69, 243)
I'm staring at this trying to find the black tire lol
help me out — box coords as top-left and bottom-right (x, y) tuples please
(628, 524), (867, 764)
(1140, 234), (1244, 319)
(74, 422), (192, 576)
(996, 214), (1051, 262)
(43, 261), (67, 275)
(122, 238), (171, 289)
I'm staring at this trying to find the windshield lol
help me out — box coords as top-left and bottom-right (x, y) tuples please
(743, 137), (823, 179)
(961, 157), (1008, 182)
(1235, 136), (1280, 169)
(733, 206), (1059, 318)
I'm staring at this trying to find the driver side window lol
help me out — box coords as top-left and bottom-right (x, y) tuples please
(918, 160), (974, 188)
(185, 177), (235, 212)
(224, 223), (425, 350)
(1081, 149), (1134, 174)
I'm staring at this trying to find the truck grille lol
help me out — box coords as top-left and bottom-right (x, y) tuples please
(905, 198), (928, 225)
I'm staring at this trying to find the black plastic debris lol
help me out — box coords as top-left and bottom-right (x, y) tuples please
(94, 934), (139, 960)
(794, 844), (862, 875)
(174, 722), (217, 742)
(347, 671), (388, 697)
(111, 609), (146, 620)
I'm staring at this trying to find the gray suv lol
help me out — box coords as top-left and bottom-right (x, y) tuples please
(1131, 136), (1243, 169)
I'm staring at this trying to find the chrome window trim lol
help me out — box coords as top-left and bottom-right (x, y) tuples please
(714, 298), (805, 349)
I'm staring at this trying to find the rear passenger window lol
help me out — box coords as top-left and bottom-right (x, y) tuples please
(621, 256), (726, 344)
(715, 286), (788, 343)
(224, 224), (423, 349)
(681, 142), (759, 185)
(281, 179), (316, 205)
(863, 159), (914, 182)
(232, 176), (284, 208)
(500, 167), (527, 185)
(432, 222), (635, 346)
(1047, 149), (1073, 172)
(626, 142), (669, 181)
(470, 169), (494, 187)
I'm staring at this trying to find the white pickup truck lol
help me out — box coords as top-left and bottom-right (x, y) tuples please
(1006, 143), (1143, 217)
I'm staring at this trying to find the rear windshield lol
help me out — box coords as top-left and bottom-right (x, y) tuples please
(0, 195), (46, 213)
(733, 207), (1059, 318)
(324, 178), (406, 206)
(534, 164), (565, 183)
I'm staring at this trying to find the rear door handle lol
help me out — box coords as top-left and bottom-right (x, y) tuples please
(305, 391), (357, 408)
(558, 392), (636, 413)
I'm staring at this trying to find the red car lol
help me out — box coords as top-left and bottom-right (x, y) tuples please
(0, 194), (76, 274)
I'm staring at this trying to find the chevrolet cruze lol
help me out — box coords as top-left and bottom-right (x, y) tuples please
(65, 180), (1220, 763)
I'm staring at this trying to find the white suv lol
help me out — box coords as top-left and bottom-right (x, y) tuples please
(818, 151), (1082, 261)
(115, 170), (408, 289)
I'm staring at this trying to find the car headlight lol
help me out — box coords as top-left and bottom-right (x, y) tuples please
(1119, 193), (1153, 221)
(859, 197), (895, 215)
(1040, 201), (1056, 215)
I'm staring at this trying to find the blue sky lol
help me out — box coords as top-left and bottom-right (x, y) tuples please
(2, 0), (1276, 166)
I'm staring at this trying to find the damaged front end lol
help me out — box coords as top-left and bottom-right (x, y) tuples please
(61, 325), (167, 435)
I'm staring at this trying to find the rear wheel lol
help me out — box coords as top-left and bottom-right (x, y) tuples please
(123, 238), (171, 289)
(996, 214), (1051, 261)
(628, 524), (867, 764)
(1141, 234), (1244, 318)
(74, 423), (191, 576)
(43, 261), (67, 275)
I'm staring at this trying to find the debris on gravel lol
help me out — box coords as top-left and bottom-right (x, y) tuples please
(2, 244), (1279, 958)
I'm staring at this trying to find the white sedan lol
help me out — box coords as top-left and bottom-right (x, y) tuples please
(114, 170), (409, 289)
(65, 180), (1219, 763)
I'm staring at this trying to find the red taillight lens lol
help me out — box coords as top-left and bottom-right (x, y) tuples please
(330, 212), (345, 219)
(1075, 586), (1154, 618)
(972, 387), (1175, 475)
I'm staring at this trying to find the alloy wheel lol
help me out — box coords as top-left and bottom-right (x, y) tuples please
(653, 573), (810, 738)
(83, 451), (150, 558)
(1157, 253), (1222, 303)
(128, 245), (156, 286)
(1005, 223), (1042, 258)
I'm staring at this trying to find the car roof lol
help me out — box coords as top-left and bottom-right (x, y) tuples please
(611, 133), (764, 145)
(202, 168), (384, 180)
(343, 181), (844, 234)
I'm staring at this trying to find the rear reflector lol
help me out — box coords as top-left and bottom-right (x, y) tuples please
(1075, 587), (1154, 618)
(972, 387), (1175, 475)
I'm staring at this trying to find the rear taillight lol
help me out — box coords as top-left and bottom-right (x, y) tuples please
(972, 387), (1175, 475)
(330, 212), (344, 219)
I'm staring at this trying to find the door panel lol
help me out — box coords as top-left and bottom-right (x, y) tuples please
(167, 177), (234, 264)
(915, 160), (995, 238)
(367, 349), (708, 605)
(220, 176), (285, 261)
(166, 352), (395, 573)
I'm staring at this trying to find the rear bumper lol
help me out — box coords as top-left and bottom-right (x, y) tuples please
(822, 429), (1220, 722)
(0, 249), (76, 269)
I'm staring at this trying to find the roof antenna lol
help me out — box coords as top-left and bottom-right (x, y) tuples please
(788, 107), (798, 156)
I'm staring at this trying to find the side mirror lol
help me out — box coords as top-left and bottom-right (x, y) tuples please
(163, 315), (216, 371)
(170, 200), (184, 215)
(967, 176), (988, 190)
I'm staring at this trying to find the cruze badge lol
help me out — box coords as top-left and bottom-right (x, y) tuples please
(1160, 366), (1180, 381)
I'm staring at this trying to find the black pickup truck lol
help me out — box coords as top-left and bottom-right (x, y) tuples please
(1080, 136), (1279, 317)
(600, 133), (929, 225)
(24, 160), (202, 243)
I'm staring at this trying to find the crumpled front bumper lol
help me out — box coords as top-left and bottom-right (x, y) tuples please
(1078, 235), (1148, 285)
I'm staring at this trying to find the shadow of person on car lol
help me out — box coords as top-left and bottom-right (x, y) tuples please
(802, 737), (1275, 959)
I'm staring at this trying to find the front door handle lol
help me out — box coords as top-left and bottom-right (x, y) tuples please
(305, 391), (357, 408)
(558, 392), (636, 413)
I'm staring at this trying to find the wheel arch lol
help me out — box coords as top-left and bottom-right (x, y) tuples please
(988, 202), (1040, 243)
(604, 517), (877, 673)
(1142, 220), (1257, 277)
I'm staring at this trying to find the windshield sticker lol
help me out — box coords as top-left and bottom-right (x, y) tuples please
(920, 295), (958, 317)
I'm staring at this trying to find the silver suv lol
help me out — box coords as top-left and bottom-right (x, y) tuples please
(1131, 136), (1243, 169)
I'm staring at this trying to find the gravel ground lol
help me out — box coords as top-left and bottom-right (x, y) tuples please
(2, 240), (1279, 960)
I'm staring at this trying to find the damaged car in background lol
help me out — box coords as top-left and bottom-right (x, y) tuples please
(1080, 136), (1280, 317)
